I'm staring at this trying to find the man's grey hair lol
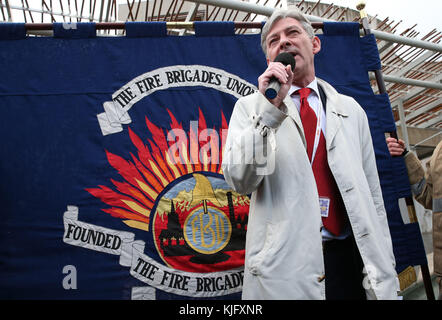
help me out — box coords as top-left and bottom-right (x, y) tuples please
(261, 7), (315, 57)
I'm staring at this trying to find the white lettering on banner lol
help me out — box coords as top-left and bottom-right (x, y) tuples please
(63, 206), (136, 256)
(97, 65), (257, 135)
(63, 206), (244, 298)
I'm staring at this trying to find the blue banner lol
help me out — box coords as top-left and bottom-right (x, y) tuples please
(0, 22), (426, 299)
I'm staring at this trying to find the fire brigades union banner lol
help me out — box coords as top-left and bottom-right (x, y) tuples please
(0, 21), (427, 299)
(0, 22), (264, 299)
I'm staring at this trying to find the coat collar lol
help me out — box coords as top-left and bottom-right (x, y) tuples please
(317, 78), (348, 117)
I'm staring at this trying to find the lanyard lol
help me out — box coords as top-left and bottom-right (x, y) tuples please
(310, 103), (322, 165)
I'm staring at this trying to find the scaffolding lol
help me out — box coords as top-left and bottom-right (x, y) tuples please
(1, 0), (440, 155)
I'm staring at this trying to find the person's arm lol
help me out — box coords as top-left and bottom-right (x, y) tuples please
(222, 63), (293, 195)
(221, 93), (287, 195)
(386, 137), (433, 210)
(404, 151), (433, 210)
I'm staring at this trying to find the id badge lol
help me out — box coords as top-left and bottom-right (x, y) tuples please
(319, 197), (330, 218)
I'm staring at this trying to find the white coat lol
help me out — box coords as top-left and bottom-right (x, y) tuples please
(222, 78), (399, 300)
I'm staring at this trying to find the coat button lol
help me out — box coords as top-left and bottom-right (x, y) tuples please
(260, 125), (269, 137)
(249, 266), (260, 276)
(317, 274), (326, 283)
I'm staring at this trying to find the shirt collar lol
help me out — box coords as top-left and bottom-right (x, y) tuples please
(288, 78), (320, 98)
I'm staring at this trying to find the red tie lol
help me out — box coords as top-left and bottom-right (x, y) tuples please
(296, 88), (346, 236)
(298, 88), (316, 161)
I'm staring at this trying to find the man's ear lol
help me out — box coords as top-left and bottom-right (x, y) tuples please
(266, 57), (270, 65)
(312, 36), (321, 55)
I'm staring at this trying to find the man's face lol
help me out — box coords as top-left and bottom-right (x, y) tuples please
(265, 17), (321, 84)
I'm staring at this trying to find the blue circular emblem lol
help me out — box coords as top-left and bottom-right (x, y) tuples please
(184, 204), (232, 255)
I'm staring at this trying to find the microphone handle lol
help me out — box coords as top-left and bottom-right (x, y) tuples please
(264, 78), (280, 99)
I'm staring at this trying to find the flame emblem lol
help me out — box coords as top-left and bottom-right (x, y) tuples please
(86, 108), (249, 273)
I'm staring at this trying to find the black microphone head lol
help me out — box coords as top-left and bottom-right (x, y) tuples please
(264, 52), (296, 100)
(274, 52), (296, 71)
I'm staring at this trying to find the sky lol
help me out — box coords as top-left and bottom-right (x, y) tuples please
(320, 0), (442, 35)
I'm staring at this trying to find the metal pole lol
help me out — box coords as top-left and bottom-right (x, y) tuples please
(4, 0), (13, 21)
(186, 0), (442, 52)
(178, 3), (199, 36)
(11, 0), (441, 52)
(0, 2), (95, 21)
(357, 2), (387, 95)
(23, 21), (272, 31)
(371, 29), (442, 53)
(397, 99), (410, 150)
(184, 0), (274, 17)
(357, 1), (436, 301)
(369, 74), (442, 91)
(412, 131), (442, 149)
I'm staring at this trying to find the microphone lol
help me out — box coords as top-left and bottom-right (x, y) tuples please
(264, 52), (296, 99)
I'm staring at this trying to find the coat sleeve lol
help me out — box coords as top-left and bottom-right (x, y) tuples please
(222, 92), (287, 195)
(358, 106), (396, 267)
(404, 151), (434, 210)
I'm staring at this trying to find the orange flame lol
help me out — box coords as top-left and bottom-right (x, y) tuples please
(86, 108), (228, 232)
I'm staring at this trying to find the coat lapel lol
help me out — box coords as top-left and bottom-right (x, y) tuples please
(283, 95), (307, 148)
(317, 79), (348, 151)
(326, 106), (342, 151)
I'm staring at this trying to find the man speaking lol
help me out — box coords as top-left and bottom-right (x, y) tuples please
(222, 7), (399, 300)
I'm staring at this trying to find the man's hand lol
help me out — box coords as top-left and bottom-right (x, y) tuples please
(258, 63), (294, 109)
(386, 137), (406, 156)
